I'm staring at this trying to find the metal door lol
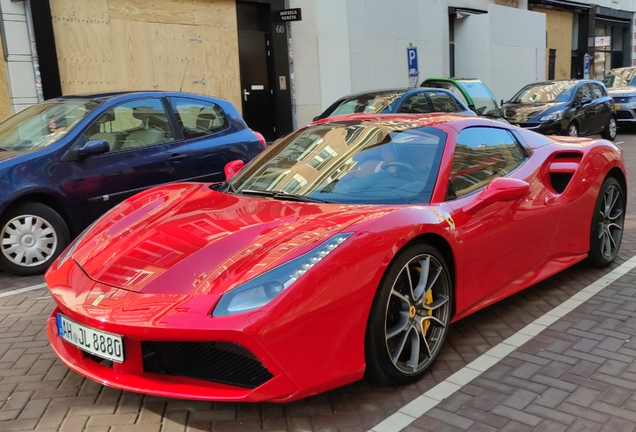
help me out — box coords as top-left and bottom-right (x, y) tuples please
(238, 31), (275, 141)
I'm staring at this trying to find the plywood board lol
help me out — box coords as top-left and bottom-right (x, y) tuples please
(52, 16), (116, 94)
(203, 25), (241, 107)
(107, 0), (154, 22)
(194, 0), (236, 28)
(109, 19), (155, 90)
(0, 34), (13, 121)
(51, 0), (109, 22)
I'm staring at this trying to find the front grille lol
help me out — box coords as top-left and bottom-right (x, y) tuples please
(613, 96), (632, 103)
(141, 341), (273, 389)
(617, 111), (634, 120)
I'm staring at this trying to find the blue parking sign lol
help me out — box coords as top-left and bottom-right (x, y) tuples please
(407, 47), (418, 87)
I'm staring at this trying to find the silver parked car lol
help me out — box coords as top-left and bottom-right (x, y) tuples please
(603, 67), (636, 125)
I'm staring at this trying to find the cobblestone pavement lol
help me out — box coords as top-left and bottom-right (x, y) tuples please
(1, 134), (636, 432)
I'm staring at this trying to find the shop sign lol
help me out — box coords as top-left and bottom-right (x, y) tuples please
(275, 8), (302, 22)
(495, 0), (519, 7)
(595, 36), (611, 47)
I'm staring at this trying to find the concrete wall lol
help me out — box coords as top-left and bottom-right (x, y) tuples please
(290, 0), (545, 127)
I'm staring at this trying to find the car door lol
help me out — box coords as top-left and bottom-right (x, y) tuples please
(572, 84), (596, 134)
(444, 126), (557, 310)
(168, 97), (261, 183)
(589, 83), (613, 133)
(66, 97), (196, 221)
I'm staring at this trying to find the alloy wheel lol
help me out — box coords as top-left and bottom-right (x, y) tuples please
(568, 124), (578, 136)
(384, 254), (451, 374)
(608, 118), (617, 139)
(597, 184), (624, 260)
(1, 214), (58, 267)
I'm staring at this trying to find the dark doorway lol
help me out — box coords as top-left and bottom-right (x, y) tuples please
(548, 49), (556, 80)
(237, 1), (279, 141)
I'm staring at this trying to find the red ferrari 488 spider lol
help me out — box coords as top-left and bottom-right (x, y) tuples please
(45, 114), (626, 402)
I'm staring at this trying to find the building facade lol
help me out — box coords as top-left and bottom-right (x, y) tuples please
(0, 0), (635, 135)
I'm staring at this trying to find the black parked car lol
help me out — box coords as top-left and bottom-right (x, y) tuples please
(314, 88), (475, 121)
(0, 91), (266, 276)
(502, 80), (616, 140)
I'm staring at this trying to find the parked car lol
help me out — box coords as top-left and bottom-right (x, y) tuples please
(0, 91), (266, 276)
(421, 78), (504, 120)
(45, 113), (624, 402)
(314, 88), (475, 121)
(502, 80), (616, 140)
(603, 67), (636, 125)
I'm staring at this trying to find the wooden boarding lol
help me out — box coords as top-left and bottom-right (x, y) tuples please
(0, 35), (13, 121)
(50, 0), (241, 110)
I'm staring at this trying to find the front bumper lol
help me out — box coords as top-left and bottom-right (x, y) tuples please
(46, 308), (298, 402)
(508, 119), (564, 135)
(613, 101), (636, 123)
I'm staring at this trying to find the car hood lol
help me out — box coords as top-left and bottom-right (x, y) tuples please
(502, 103), (564, 123)
(72, 183), (397, 296)
(607, 86), (636, 97)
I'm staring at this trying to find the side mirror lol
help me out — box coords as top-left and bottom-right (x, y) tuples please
(501, 99), (505, 107)
(580, 97), (592, 106)
(78, 140), (109, 157)
(224, 159), (245, 180)
(463, 178), (529, 216)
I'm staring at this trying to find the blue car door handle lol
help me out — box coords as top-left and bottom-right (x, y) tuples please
(169, 154), (188, 161)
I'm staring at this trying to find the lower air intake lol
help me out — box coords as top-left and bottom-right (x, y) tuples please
(141, 341), (273, 389)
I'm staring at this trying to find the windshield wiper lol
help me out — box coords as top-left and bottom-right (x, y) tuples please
(241, 189), (332, 203)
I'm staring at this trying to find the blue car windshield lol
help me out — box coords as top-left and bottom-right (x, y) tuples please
(229, 120), (447, 205)
(510, 81), (577, 103)
(326, 92), (405, 117)
(0, 99), (101, 152)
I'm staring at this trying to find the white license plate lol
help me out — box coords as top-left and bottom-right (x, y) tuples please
(56, 314), (124, 363)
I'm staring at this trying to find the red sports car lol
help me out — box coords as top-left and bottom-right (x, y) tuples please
(45, 114), (626, 402)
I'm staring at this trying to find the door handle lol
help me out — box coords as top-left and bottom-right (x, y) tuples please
(169, 154), (188, 161)
(243, 89), (251, 101)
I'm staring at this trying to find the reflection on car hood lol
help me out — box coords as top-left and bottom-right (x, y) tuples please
(72, 183), (397, 296)
(607, 87), (636, 97)
(502, 103), (562, 123)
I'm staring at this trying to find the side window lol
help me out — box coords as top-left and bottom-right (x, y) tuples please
(590, 83), (605, 99)
(427, 91), (460, 112)
(449, 127), (527, 199)
(575, 85), (593, 102)
(170, 97), (229, 139)
(398, 93), (433, 113)
(84, 98), (173, 152)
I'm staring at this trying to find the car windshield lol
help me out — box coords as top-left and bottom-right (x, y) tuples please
(0, 99), (101, 152)
(228, 120), (446, 205)
(603, 69), (636, 88)
(457, 80), (501, 117)
(509, 81), (577, 103)
(326, 92), (404, 117)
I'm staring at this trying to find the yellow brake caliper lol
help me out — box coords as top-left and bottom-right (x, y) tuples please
(415, 267), (434, 336)
(422, 289), (434, 336)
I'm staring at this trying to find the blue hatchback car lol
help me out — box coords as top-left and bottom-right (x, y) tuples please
(0, 91), (266, 276)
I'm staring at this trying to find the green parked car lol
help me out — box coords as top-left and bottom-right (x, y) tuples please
(421, 78), (503, 120)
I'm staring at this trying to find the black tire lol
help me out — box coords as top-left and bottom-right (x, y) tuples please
(0, 203), (70, 276)
(365, 243), (453, 384)
(601, 116), (617, 141)
(586, 177), (625, 267)
(566, 122), (579, 137)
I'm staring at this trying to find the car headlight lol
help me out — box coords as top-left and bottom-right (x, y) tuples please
(539, 111), (563, 122)
(213, 233), (353, 317)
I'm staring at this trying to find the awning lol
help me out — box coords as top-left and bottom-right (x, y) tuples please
(529, 0), (592, 11)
